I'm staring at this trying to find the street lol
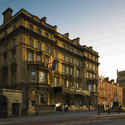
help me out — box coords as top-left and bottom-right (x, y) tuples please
(0, 111), (125, 125)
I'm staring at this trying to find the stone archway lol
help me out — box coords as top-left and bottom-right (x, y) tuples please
(0, 95), (7, 118)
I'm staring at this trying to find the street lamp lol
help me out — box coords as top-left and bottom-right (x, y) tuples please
(36, 91), (39, 116)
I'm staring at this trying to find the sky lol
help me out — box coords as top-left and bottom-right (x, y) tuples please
(0, 0), (125, 82)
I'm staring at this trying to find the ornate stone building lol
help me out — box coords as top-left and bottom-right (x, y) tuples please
(0, 8), (100, 115)
(117, 70), (125, 106)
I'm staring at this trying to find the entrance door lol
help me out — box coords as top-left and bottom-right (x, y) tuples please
(0, 95), (7, 118)
(12, 103), (19, 115)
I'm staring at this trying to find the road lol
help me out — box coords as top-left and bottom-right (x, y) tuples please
(0, 111), (125, 125)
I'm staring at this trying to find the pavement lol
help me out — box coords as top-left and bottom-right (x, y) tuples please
(0, 111), (125, 125)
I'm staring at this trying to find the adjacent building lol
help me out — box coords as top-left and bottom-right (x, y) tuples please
(98, 77), (123, 110)
(117, 69), (125, 106)
(0, 8), (100, 116)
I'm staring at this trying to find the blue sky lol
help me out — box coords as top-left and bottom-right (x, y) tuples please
(0, 0), (125, 82)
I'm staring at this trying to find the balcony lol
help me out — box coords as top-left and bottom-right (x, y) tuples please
(27, 61), (44, 66)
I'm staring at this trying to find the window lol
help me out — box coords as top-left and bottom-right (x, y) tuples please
(37, 55), (41, 61)
(77, 69), (79, 77)
(88, 85), (91, 91)
(76, 83), (79, 88)
(119, 95), (121, 100)
(13, 39), (16, 45)
(38, 42), (41, 50)
(62, 44), (65, 48)
(63, 65), (65, 73)
(54, 77), (57, 87)
(77, 60), (79, 66)
(45, 33), (49, 38)
(66, 80), (69, 87)
(41, 91), (46, 103)
(40, 72), (45, 82)
(91, 55), (93, 60)
(90, 73), (92, 78)
(28, 52), (33, 61)
(94, 57), (96, 61)
(50, 34), (53, 39)
(94, 74), (96, 78)
(55, 62), (58, 71)
(31, 72), (35, 80)
(67, 46), (69, 50)
(71, 48), (73, 52)
(71, 58), (73, 63)
(87, 72), (89, 78)
(91, 64), (93, 70)
(67, 67), (69, 74)
(55, 51), (57, 58)
(87, 54), (89, 58)
(94, 66), (96, 71)
(63, 80), (65, 86)
(103, 84), (105, 88)
(38, 29), (41, 34)
(87, 63), (89, 68)
(13, 25), (16, 29)
(13, 53), (16, 62)
(67, 56), (69, 62)
(29, 24), (33, 30)
(94, 84), (96, 92)
(45, 45), (49, 53)
(63, 54), (65, 60)
(70, 68), (73, 75)
(77, 51), (79, 55)
(29, 38), (33, 46)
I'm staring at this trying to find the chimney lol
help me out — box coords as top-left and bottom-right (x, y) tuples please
(54, 25), (57, 32)
(89, 46), (93, 50)
(103, 77), (109, 82)
(2, 7), (13, 23)
(111, 79), (114, 83)
(72, 37), (80, 45)
(40, 16), (46, 23)
(63, 33), (69, 38)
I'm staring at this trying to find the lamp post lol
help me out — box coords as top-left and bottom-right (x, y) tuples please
(36, 90), (39, 116)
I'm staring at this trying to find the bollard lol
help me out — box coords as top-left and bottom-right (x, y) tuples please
(108, 107), (110, 114)
(98, 108), (100, 115)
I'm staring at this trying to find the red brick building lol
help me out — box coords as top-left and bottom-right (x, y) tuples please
(98, 77), (123, 109)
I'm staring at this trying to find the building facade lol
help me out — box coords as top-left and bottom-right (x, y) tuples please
(98, 77), (123, 110)
(117, 69), (125, 106)
(0, 8), (100, 115)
